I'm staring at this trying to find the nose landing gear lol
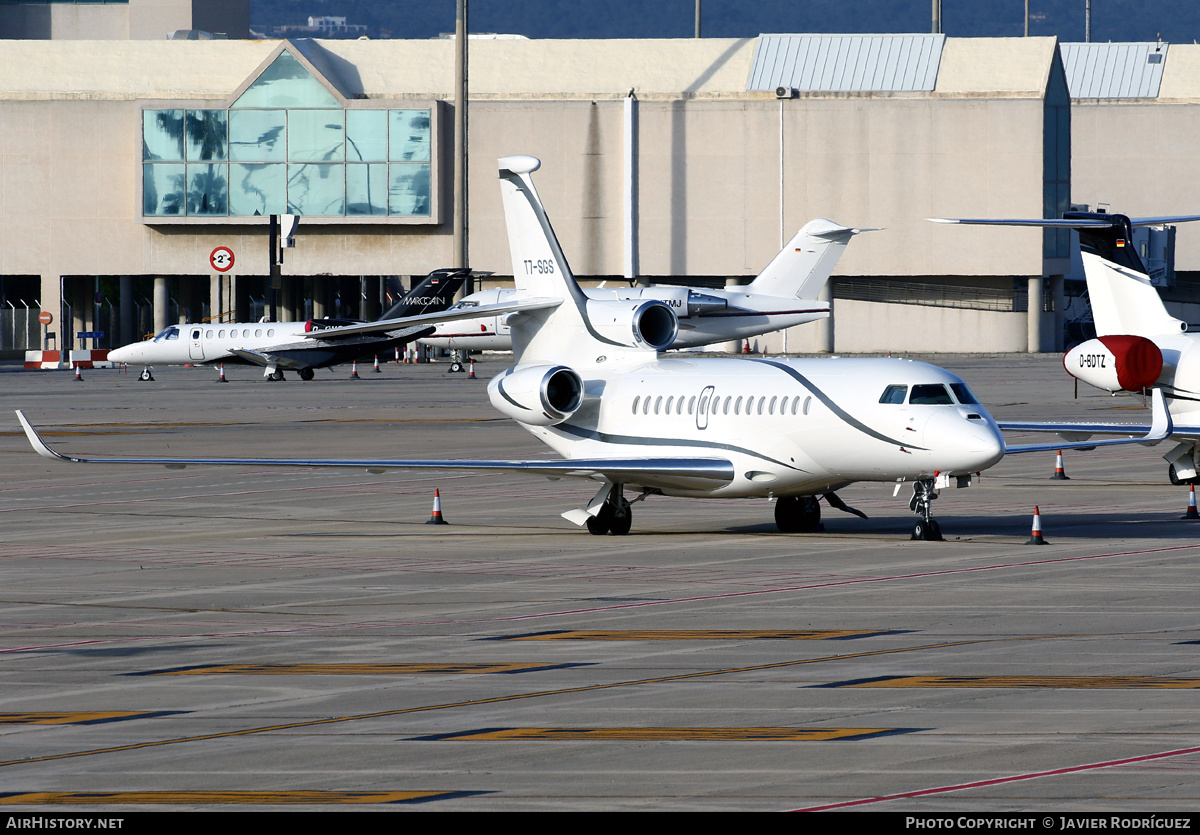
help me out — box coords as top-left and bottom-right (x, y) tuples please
(909, 478), (943, 541)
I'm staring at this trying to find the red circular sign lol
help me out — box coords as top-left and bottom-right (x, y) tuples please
(210, 246), (235, 273)
(38, 311), (53, 325)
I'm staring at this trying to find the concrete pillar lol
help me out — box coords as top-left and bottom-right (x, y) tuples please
(119, 276), (134, 346)
(71, 278), (88, 352)
(40, 275), (64, 358)
(153, 277), (169, 334)
(725, 276), (742, 353)
(360, 276), (380, 321)
(1027, 275), (1044, 353)
(814, 283), (834, 353)
(311, 277), (327, 319)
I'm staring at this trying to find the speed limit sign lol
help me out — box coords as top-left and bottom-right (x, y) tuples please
(210, 246), (235, 272)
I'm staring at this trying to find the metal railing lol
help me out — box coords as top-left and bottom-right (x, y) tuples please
(833, 277), (1025, 313)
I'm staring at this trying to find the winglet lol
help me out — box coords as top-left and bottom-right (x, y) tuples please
(15, 410), (74, 462)
(1145, 387), (1173, 444)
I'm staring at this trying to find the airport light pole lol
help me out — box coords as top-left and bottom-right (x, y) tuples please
(454, 0), (470, 296)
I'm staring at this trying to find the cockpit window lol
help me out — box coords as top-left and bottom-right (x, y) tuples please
(950, 383), (980, 404)
(449, 300), (479, 311)
(909, 384), (954, 405)
(153, 326), (180, 342)
(879, 385), (908, 405)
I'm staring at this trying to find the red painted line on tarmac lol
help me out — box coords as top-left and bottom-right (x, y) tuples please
(791, 744), (1200, 811)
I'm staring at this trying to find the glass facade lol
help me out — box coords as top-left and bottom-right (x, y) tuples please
(142, 50), (433, 220)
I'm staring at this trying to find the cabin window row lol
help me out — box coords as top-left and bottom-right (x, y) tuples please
(631, 393), (813, 417)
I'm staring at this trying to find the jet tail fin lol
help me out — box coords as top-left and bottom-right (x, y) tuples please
(746, 219), (865, 300)
(497, 156), (595, 362)
(930, 214), (1194, 338)
(377, 268), (467, 321)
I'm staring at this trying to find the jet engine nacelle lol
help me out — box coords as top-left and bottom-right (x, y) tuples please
(487, 363), (585, 426)
(1063, 335), (1164, 393)
(609, 287), (728, 318)
(584, 299), (679, 351)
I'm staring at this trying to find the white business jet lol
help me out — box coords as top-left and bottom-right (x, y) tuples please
(108, 269), (465, 381)
(932, 211), (1200, 483)
(16, 159), (1171, 539)
(419, 218), (859, 353)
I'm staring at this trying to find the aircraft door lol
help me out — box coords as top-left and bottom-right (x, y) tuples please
(189, 328), (204, 361)
(696, 385), (714, 431)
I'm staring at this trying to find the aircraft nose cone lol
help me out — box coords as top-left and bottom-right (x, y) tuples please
(925, 410), (1004, 473)
(108, 344), (139, 364)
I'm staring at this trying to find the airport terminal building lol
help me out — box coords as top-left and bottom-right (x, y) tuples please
(2, 25), (1186, 360)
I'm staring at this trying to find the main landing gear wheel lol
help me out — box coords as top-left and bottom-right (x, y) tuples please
(299, 368), (315, 381)
(586, 489), (633, 536)
(909, 479), (944, 541)
(139, 368), (153, 382)
(775, 495), (822, 533)
(1168, 464), (1198, 485)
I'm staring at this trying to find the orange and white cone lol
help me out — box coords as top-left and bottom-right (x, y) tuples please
(74, 363), (83, 381)
(1050, 450), (1070, 480)
(394, 347), (401, 365)
(1184, 485), (1200, 520)
(425, 488), (449, 525)
(742, 340), (750, 355)
(468, 359), (476, 379)
(350, 361), (360, 379)
(1025, 506), (1048, 545)
(373, 355), (382, 373)
(217, 364), (228, 383)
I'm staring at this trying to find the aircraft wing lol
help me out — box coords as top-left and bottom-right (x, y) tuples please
(1000, 388), (1174, 453)
(15, 411), (734, 493)
(303, 297), (562, 340)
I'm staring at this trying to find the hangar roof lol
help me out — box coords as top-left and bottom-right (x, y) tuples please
(1060, 42), (1168, 98)
(0, 35), (1061, 102)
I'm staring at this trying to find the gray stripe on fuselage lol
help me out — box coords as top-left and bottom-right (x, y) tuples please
(551, 423), (808, 473)
(494, 367), (532, 412)
(745, 358), (928, 450)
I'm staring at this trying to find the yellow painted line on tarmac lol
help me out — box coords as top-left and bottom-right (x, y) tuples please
(146, 663), (577, 676)
(0, 639), (978, 770)
(415, 727), (914, 742)
(501, 629), (897, 641)
(0, 791), (471, 805)
(0, 712), (181, 726)
(822, 675), (1200, 689)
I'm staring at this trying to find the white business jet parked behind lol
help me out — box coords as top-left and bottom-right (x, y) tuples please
(17, 159), (1170, 539)
(933, 211), (1199, 483)
(419, 217), (860, 352)
(108, 269), (465, 381)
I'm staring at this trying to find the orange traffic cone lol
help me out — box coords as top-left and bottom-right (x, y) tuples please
(373, 355), (382, 373)
(425, 488), (449, 525)
(1184, 485), (1200, 520)
(468, 359), (476, 379)
(74, 363), (83, 381)
(742, 340), (750, 355)
(395, 347), (401, 365)
(350, 361), (360, 379)
(217, 364), (228, 383)
(1050, 450), (1069, 480)
(1025, 506), (1048, 545)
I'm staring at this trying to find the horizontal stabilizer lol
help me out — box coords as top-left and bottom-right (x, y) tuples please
(1002, 388), (1173, 453)
(303, 297), (562, 340)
